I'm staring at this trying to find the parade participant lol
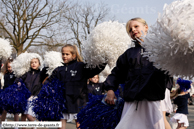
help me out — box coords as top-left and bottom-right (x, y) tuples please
(170, 78), (191, 129)
(1, 58), (19, 126)
(87, 75), (104, 95)
(104, 17), (172, 129)
(15, 57), (47, 122)
(45, 44), (106, 129)
(161, 77), (174, 129)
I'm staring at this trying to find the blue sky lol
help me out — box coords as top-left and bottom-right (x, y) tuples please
(80, 0), (175, 26)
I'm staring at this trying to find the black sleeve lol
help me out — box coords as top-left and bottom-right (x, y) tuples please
(165, 76), (173, 91)
(40, 67), (49, 83)
(173, 97), (178, 105)
(84, 63), (107, 79)
(14, 73), (27, 83)
(44, 68), (59, 84)
(187, 93), (190, 99)
(104, 51), (129, 91)
(100, 83), (105, 94)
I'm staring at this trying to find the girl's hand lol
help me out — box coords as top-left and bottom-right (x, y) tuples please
(18, 82), (21, 87)
(105, 90), (116, 105)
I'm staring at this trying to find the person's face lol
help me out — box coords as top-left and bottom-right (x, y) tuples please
(90, 75), (99, 83)
(30, 58), (40, 70)
(62, 47), (76, 64)
(7, 63), (12, 73)
(128, 20), (148, 40)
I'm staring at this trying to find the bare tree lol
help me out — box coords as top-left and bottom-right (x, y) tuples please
(0, 0), (69, 55)
(62, 2), (113, 54)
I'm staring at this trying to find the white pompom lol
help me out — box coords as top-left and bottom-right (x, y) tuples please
(11, 52), (43, 77)
(142, 0), (194, 77)
(82, 21), (131, 68)
(99, 65), (113, 83)
(0, 38), (12, 59)
(43, 51), (63, 76)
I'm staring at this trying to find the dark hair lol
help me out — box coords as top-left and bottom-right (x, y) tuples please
(89, 75), (99, 83)
(4, 58), (13, 74)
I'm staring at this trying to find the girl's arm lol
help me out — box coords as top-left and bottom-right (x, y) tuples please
(104, 51), (129, 92)
(14, 72), (27, 83)
(40, 67), (49, 84)
(84, 63), (107, 79)
(104, 51), (129, 105)
(43, 67), (59, 84)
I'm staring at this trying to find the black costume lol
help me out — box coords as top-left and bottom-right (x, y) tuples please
(47, 60), (106, 113)
(104, 42), (172, 102)
(87, 81), (104, 95)
(15, 68), (47, 96)
(3, 72), (16, 89)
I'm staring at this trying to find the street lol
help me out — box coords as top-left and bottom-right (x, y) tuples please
(4, 105), (194, 129)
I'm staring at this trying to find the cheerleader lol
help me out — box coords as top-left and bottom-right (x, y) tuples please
(104, 17), (172, 129)
(1, 58), (19, 124)
(170, 78), (191, 129)
(0, 37), (13, 127)
(14, 54), (47, 122)
(0, 59), (3, 123)
(45, 44), (106, 129)
(87, 75), (104, 95)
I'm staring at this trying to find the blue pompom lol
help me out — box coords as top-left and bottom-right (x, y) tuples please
(77, 93), (124, 129)
(32, 78), (66, 121)
(177, 78), (191, 91)
(0, 81), (31, 114)
(0, 89), (3, 114)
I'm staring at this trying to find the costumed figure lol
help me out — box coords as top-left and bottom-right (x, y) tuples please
(104, 17), (173, 129)
(1, 58), (20, 125)
(42, 44), (106, 129)
(170, 78), (191, 129)
(0, 38), (13, 122)
(32, 51), (66, 121)
(1, 52), (47, 123)
(77, 21), (131, 129)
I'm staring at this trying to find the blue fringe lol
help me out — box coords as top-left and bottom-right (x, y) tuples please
(0, 81), (31, 114)
(177, 78), (191, 91)
(32, 78), (66, 121)
(77, 92), (124, 129)
(0, 89), (3, 114)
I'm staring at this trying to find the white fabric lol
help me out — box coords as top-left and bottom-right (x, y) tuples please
(43, 51), (63, 77)
(170, 113), (189, 129)
(62, 113), (77, 120)
(160, 89), (173, 113)
(11, 52), (43, 77)
(141, 0), (194, 77)
(115, 100), (165, 129)
(24, 96), (37, 117)
(188, 83), (194, 95)
(0, 38), (12, 59)
(0, 72), (4, 89)
(82, 21), (131, 68)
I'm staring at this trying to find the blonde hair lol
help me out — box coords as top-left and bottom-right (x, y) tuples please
(126, 17), (148, 36)
(170, 88), (181, 99)
(61, 44), (83, 62)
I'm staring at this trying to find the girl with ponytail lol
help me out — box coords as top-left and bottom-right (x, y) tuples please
(46, 44), (106, 129)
